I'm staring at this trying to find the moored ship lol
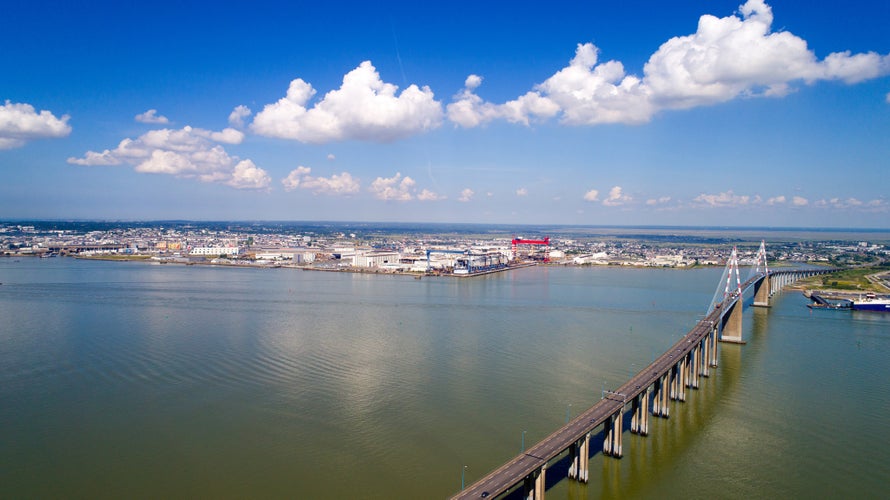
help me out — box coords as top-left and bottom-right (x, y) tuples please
(851, 293), (890, 312)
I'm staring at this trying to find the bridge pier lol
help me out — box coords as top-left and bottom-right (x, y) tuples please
(568, 432), (591, 482)
(679, 360), (687, 401)
(670, 363), (686, 402)
(603, 409), (623, 458)
(630, 390), (650, 436)
(719, 300), (746, 344)
(654, 373), (670, 418)
(700, 337), (710, 377)
(752, 275), (771, 307)
(709, 326), (719, 367)
(569, 432), (590, 483)
(688, 345), (700, 389)
(524, 464), (547, 500)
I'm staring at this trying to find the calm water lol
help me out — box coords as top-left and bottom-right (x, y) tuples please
(1, 258), (888, 499)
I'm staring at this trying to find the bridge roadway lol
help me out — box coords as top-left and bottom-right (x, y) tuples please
(450, 273), (770, 500)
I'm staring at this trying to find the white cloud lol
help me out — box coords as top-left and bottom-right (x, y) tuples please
(815, 197), (868, 209)
(458, 188), (474, 202)
(281, 166), (360, 195)
(369, 172), (417, 201)
(0, 100), (71, 149)
(228, 105), (252, 128)
(516, 187), (528, 196)
(537, 44), (653, 125)
(135, 109), (169, 124)
(326, 153), (336, 161)
(228, 159), (271, 189)
(767, 195), (786, 205)
(447, 77), (559, 127)
(603, 186), (632, 206)
(465, 74), (483, 90)
(417, 189), (445, 201)
(67, 125), (269, 190)
(646, 196), (671, 206)
(281, 166), (311, 191)
(693, 190), (754, 207)
(204, 127), (245, 144)
(583, 189), (599, 202)
(251, 61), (443, 143)
(792, 196), (809, 206)
(448, 1), (890, 127)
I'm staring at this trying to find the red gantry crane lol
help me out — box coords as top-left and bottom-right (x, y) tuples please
(511, 236), (550, 262)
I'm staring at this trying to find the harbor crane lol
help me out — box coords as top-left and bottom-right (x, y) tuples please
(511, 236), (551, 262)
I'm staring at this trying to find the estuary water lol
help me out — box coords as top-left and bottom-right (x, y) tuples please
(1, 258), (888, 499)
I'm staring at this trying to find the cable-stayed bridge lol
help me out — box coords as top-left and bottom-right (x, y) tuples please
(450, 242), (831, 500)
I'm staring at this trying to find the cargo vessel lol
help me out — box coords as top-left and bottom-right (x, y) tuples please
(851, 293), (890, 312)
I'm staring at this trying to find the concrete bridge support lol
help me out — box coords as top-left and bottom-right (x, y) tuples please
(700, 337), (710, 377)
(603, 409), (623, 458)
(652, 372), (671, 418)
(568, 432), (590, 482)
(670, 362), (686, 402)
(630, 390), (650, 436)
(679, 360), (687, 400)
(651, 377), (663, 418)
(720, 300), (745, 344)
(688, 345), (700, 389)
(752, 276), (770, 307)
(524, 464), (546, 500)
(709, 326), (719, 367)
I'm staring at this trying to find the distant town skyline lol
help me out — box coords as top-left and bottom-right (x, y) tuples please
(2, 0), (889, 227)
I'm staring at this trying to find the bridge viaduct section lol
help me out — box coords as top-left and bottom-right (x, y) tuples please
(450, 267), (831, 500)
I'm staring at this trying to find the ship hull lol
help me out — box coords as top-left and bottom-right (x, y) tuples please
(851, 301), (890, 311)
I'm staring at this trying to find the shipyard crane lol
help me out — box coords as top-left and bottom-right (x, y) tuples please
(511, 236), (551, 262)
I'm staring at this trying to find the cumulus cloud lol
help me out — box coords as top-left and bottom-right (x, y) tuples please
(516, 187), (528, 196)
(693, 190), (754, 207)
(583, 189), (599, 202)
(448, 1), (890, 127)
(228, 105), (252, 128)
(815, 197), (866, 209)
(281, 166), (360, 195)
(228, 159), (271, 189)
(646, 196), (671, 206)
(417, 189), (445, 201)
(792, 196), (809, 206)
(0, 100), (71, 149)
(251, 61), (443, 143)
(603, 186), (632, 206)
(135, 109), (169, 124)
(326, 153), (336, 161)
(767, 195), (786, 205)
(67, 125), (269, 190)
(458, 188), (475, 202)
(369, 172), (417, 201)
(447, 77), (560, 127)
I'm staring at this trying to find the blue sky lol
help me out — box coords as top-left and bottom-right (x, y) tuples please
(2, 0), (889, 227)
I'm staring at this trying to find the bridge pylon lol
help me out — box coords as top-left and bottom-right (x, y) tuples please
(750, 240), (771, 307)
(709, 247), (746, 344)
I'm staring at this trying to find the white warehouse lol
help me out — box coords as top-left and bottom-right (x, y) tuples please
(189, 246), (241, 256)
(352, 251), (400, 268)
